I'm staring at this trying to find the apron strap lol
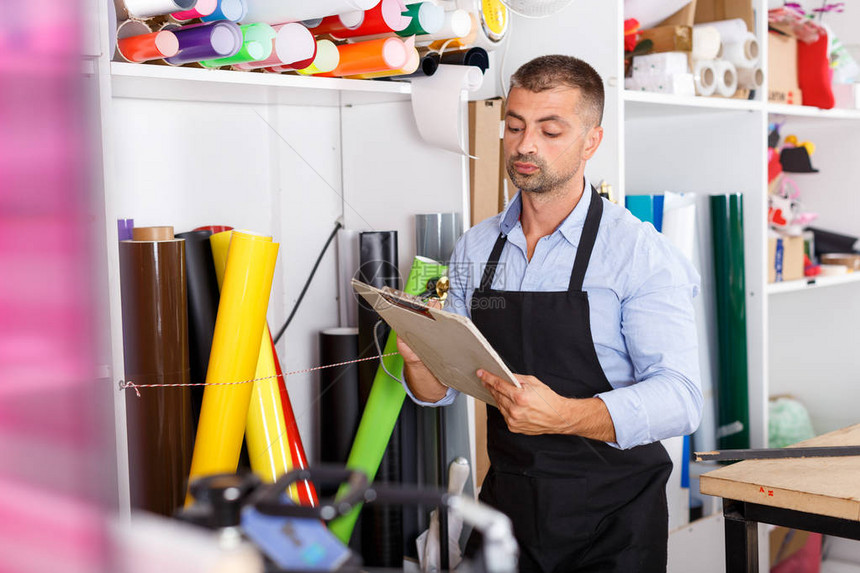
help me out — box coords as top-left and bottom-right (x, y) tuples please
(480, 233), (508, 291)
(568, 187), (604, 292)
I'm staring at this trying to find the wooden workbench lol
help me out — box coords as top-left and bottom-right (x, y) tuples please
(700, 423), (860, 573)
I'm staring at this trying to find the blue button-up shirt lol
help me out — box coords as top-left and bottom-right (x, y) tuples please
(403, 181), (703, 450)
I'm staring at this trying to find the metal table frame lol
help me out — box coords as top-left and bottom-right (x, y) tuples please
(723, 498), (860, 573)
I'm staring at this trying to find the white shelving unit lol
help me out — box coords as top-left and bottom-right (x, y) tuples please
(767, 272), (860, 294)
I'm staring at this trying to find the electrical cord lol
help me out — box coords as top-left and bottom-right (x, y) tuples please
(272, 220), (342, 345)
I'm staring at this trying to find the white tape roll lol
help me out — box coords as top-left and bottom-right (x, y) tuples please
(714, 59), (738, 97)
(693, 59), (717, 96)
(736, 66), (764, 89)
(694, 18), (748, 43)
(692, 25), (721, 60)
(722, 32), (759, 69)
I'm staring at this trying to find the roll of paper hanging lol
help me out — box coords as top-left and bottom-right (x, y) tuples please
(694, 18), (748, 44)
(714, 59), (738, 97)
(242, 0), (380, 27)
(186, 231), (279, 504)
(200, 22), (276, 67)
(722, 32), (759, 69)
(693, 59), (717, 96)
(414, 9), (471, 46)
(439, 46), (489, 74)
(330, 0), (411, 39)
(172, 0), (218, 21)
(123, 0), (196, 20)
(201, 0), (247, 22)
(324, 37), (410, 77)
(736, 65), (763, 89)
(116, 20), (180, 63)
(119, 238), (192, 517)
(348, 39), (419, 78)
(275, 39), (338, 74)
(165, 21), (243, 66)
(175, 230), (221, 440)
(319, 328), (361, 464)
(710, 195), (749, 450)
(233, 22), (315, 70)
(397, 2), (445, 37)
(691, 25), (721, 61)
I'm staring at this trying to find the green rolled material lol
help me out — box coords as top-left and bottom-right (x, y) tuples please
(768, 396), (815, 449)
(328, 255), (447, 543)
(710, 194), (750, 450)
(397, 2), (445, 37)
(200, 23), (275, 67)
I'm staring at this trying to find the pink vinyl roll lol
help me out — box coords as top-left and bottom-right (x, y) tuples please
(172, 0), (218, 20)
(268, 39), (337, 73)
(233, 22), (316, 70)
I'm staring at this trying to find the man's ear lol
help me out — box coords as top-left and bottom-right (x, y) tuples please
(582, 126), (603, 161)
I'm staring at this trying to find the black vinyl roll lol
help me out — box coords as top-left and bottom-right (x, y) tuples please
(319, 327), (360, 464)
(175, 230), (219, 438)
(357, 231), (402, 567)
(809, 227), (859, 259)
(439, 47), (490, 73)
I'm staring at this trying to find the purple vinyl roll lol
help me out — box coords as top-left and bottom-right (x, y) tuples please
(118, 218), (134, 241)
(165, 21), (242, 65)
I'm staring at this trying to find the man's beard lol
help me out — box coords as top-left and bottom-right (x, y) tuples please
(506, 154), (578, 195)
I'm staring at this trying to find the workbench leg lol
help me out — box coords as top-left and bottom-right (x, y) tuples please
(724, 500), (759, 573)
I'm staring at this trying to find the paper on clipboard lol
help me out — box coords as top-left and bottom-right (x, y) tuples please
(351, 279), (520, 406)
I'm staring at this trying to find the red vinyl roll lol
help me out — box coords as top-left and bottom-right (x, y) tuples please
(329, 0), (409, 39)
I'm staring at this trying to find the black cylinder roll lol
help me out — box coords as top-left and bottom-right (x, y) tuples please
(319, 327), (360, 464)
(439, 47), (489, 73)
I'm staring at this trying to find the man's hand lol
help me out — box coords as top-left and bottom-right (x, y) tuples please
(477, 369), (617, 442)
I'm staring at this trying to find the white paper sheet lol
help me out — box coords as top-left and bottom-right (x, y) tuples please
(410, 64), (483, 155)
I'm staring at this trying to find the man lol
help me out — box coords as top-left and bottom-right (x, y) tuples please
(398, 55), (702, 572)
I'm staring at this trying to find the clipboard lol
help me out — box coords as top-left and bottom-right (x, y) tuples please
(351, 279), (521, 406)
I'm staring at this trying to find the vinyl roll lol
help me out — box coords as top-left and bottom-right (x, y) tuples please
(336, 229), (359, 328)
(714, 59), (738, 97)
(330, 257), (447, 551)
(209, 229), (233, 289)
(809, 227), (860, 258)
(414, 9), (471, 46)
(691, 25), (721, 61)
(416, 213), (462, 264)
(310, 11), (366, 36)
(319, 327), (361, 464)
(438, 46), (489, 73)
(201, 0), (248, 22)
(710, 195), (749, 450)
(175, 230), (220, 441)
(348, 43), (419, 78)
(325, 37), (409, 77)
(242, 0), (380, 26)
(736, 66), (763, 90)
(123, 0), (196, 19)
(722, 32), (759, 69)
(397, 2), (445, 37)
(165, 21), (243, 66)
(117, 218), (135, 241)
(116, 20), (180, 63)
(200, 22), (276, 67)
(330, 0), (411, 39)
(193, 224), (234, 234)
(133, 226), (174, 241)
(233, 22), (316, 70)
(119, 239), (192, 517)
(172, 0), (218, 21)
(693, 59), (717, 96)
(276, 39), (338, 74)
(186, 231), (279, 503)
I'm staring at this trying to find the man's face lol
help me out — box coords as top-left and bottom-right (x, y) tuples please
(503, 86), (602, 196)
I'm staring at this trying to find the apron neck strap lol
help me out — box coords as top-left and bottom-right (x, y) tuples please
(480, 232), (508, 291)
(568, 187), (603, 292)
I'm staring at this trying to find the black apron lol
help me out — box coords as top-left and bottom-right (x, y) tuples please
(469, 188), (673, 573)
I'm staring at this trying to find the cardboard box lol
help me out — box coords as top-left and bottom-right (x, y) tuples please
(637, 25), (693, 53)
(659, 0), (753, 33)
(769, 32), (802, 105)
(768, 235), (804, 282)
(469, 98), (504, 226)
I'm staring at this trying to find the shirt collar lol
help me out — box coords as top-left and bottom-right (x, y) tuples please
(499, 177), (593, 247)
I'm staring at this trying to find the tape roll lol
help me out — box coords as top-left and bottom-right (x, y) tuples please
(736, 66), (763, 89)
(693, 59), (717, 96)
(722, 32), (759, 69)
(692, 25), (721, 61)
(714, 59), (738, 97)
(132, 226), (174, 241)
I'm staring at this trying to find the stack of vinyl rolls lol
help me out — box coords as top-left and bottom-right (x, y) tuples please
(112, 0), (506, 79)
(118, 221), (317, 510)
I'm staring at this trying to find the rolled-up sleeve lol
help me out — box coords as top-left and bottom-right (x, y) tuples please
(596, 238), (703, 450)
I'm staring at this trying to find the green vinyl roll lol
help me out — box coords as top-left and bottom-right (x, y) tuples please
(329, 256), (448, 544)
(710, 194), (749, 450)
(199, 23), (275, 67)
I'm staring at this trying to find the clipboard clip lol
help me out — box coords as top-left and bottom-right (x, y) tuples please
(419, 276), (450, 302)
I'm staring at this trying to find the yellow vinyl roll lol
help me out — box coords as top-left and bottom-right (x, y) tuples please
(186, 231), (279, 504)
(208, 229), (296, 489)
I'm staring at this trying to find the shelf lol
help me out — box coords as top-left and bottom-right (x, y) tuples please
(623, 89), (763, 118)
(767, 103), (860, 120)
(767, 272), (860, 294)
(110, 61), (412, 106)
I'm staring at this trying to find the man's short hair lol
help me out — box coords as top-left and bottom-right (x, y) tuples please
(509, 55), (605, 128)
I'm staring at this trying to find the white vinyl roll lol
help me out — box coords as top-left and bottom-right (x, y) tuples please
(243, 0), (379, 25)
(692, 25), (721, 60)
(694, 18), (748, 43)
(714, 59), (738, 97)
(123, 0), (196, 19)
(722, 32), (759, 69)
(693, 59), (717, 96)
(415, 9), (472, 45)
(736, 66), (764, 89)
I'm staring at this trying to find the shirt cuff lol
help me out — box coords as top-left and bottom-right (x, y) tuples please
(595, 388), (649, 450)
(401, 381), (459, 407)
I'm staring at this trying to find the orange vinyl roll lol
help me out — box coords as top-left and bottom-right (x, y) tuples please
(348, 45), (419, 78)
(117, 30), (180, 62)
(322, 37), (408, 77)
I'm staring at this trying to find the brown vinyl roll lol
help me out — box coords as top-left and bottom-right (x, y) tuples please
(119, 238), (193, 517)
(132, 226), (175, 241)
